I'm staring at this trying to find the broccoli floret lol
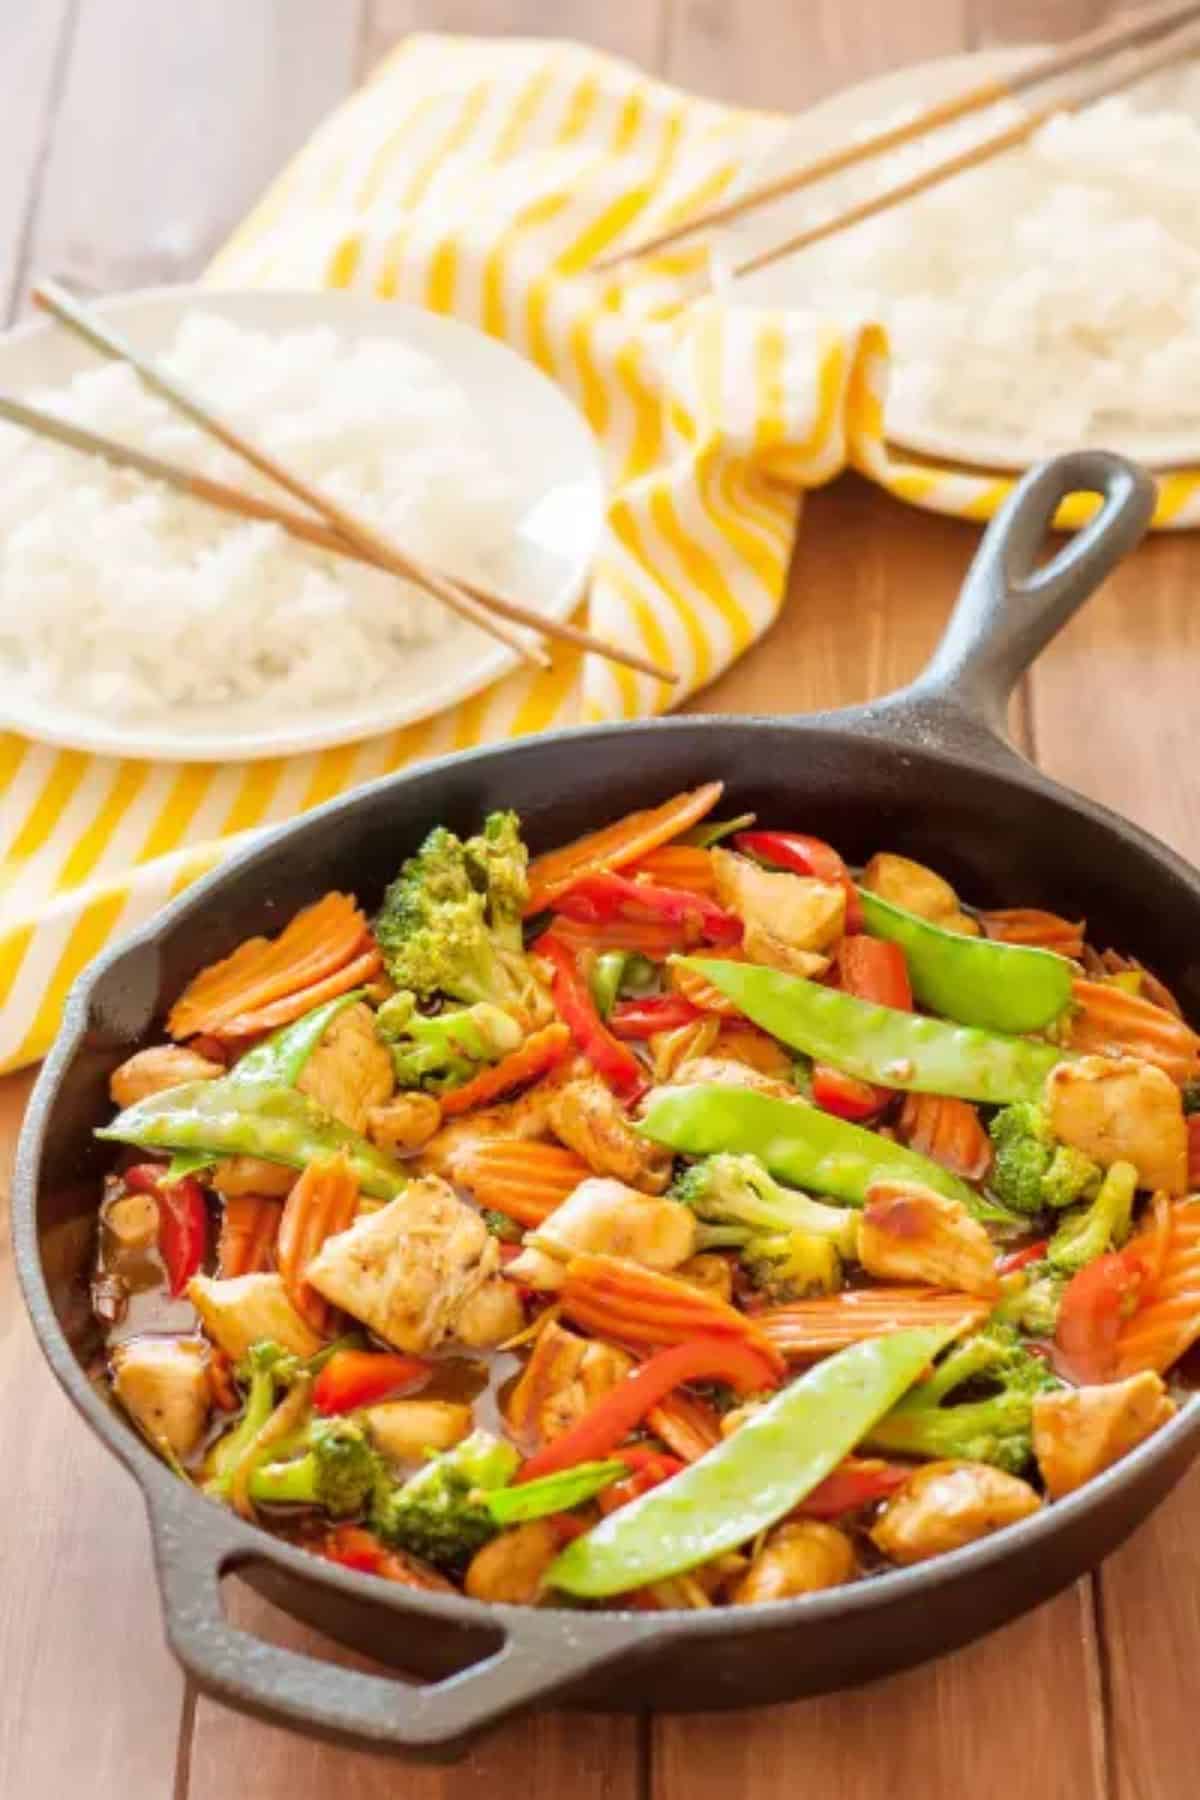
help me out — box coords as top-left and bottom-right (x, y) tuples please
(374, 817), (550, 1025)
(1046, 1160), (1137, 1276)
(375, 992), (523, 1091)
(248, 1417), (386, 1517)
(866, 1323), (1059, 1473)
(988, 1103), (1101, 1215)
(741, 1230), (842, 1303)
(482, 1208), (523, 1244)
(203, 1340), (298, 1496)
(995, 1264), (1067, 1338)
(370, 1429), (521, 1573)
(671, 1153), (859, 1259)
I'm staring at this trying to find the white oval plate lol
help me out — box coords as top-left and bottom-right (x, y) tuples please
(0, 287), (605, 761)
(713, 47), (1200, 473)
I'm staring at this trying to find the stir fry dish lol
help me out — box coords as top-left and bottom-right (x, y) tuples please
(92, 784), (1200, 1610)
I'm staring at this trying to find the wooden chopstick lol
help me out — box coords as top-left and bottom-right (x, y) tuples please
(592, 0), (1200, 273)
(31, 277), (551, 671)
(0, 391), (678, 687)
(730, 17), (1200, 280)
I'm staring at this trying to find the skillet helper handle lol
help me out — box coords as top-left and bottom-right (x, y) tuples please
(913, 449), (1156, 746)
(146, 1487), (648, 1752)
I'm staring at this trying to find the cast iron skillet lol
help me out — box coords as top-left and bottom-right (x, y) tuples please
(15, 449), (1199, 1755)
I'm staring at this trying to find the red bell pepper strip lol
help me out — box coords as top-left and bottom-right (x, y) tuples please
(554, 870), (742, 948)
(811, 937), (913, 1117)
(609, 994), (704, 1040)
(1054, 1247), (1146, 1384)
(810, 1065), (885, 1122)
(598, 1449), (687, 1515)
(734, 830), (863, 932)
(312, 1349), (432, 1415)
(516, 1337), (775, 1483)
(796, 1455), (909, 1519)
(320, 1525), (448, 1589)
(535, 931), (647, 1101)
(995, 1239), (1049, 1277)
(124, 1162), (208, 1297)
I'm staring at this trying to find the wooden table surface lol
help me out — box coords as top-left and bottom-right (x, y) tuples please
(2, 0), (1196, 1793)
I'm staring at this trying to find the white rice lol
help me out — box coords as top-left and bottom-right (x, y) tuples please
(0, 313), (523, 717)
(746, 77), (1200, 451)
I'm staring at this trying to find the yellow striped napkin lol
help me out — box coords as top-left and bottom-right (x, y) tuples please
(3, 33), (1197, 1074)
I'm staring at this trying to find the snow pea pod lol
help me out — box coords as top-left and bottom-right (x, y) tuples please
(98, 1080), (406, 1199)
(640, 1083), (986, 1211)
(681, 958), (1064, 1104)
(486, 1461), (626, 1526)
(857, 890), (1072, 1034)
(548, 1326), (955, 1597)
(232, 989), (366, 1086)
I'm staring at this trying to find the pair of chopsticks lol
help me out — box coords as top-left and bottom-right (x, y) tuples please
(594, 0), (1200, 278)
(19, 278), (677, 688)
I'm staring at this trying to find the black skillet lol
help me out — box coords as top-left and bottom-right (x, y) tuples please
(15, 449), (1199, 1754)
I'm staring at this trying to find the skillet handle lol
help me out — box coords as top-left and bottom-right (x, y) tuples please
(881, 449), (1155, 756)
(146, 1487), (653, 1753)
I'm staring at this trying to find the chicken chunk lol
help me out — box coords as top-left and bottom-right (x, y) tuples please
(507, 1177), (697, 1292)
(858, 1180), (998, 1297)
(712, 849), (846, 964)
(507, 1319), (633, 1445)
(861, 853), (979, 936)
(451, 1276), (525, 1347)
(296, 1001), (394, 1133)
(111, 1336), (210, 1459)
(547, 1074), (672, 1193)
(465, 1520), (559, 1605)
(109, 1044), (224, 1109)
(187, 1271), (324, 1362)
(365, 1399), (473, 1465)
(665, 1056), (798, 1103)
(1046, 1055), (1187, 1194)
(1033, 1372), (1175, 1500)
(418, 1081), (556, 1180)
(871, 1460), (1041, 1565)
(367, 1091), (443, 1154)
(305, 1175), (502, 1352)
(731, 1521), (856, 1605)
(102, 1188), (159, 1252)
(211, 1156), (295, 1198)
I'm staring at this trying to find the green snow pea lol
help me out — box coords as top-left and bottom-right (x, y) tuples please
(549, 1327), (954, 1597)
(639, 1083), (1000, 1214)
(486, 1461), (626, 1526)
(98, 1080), (406, 1199)
(857, 889), (1072, 1034)
(589, 954), (628, 1020)
(680, 959), (1065, 1104)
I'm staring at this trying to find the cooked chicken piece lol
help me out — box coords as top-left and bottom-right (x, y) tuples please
(109, 1044), (224, 1109)
(711, 1025), (795, 1081)
(861, 853), (979, 936)
(418, 1080), (557, 1180)
(365, 1399), (473, 1464)
(452, 1276), (525, 1347)
(111, 1336), (210, 1459)
(508, 1177), (697, 1292)
(211, 1156), (296, 1198)
(740, 925), (831, 979)
(1046, 1055), (1187, 1194)
(731, 1521), (856, 1605)
(103, 1189), (159, 1252)
(712, 849), (845, 957)
(1033, 1372), (1175, 1499)
(858, 1181), (998, 1297)
(507, 1319), (633, 1445)
(647, 1016), (721, 1082)
(187, 1271), (324, 1362)
(305, 1175), (501, 1352)
(547, 1074), (673, 1193)
(465, 1520), (559, 1605)
(665, 1056), (798, 1103)
(296, 1001), (394, 1133)
(367, 1092), (443, 1154)
(871, 1460), (1040, 1565)
(674, 1251), (734, 1303)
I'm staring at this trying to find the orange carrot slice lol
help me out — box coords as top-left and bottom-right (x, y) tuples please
(276, 1152), (359, 1335)
(216, 945), (382, 1039)
(438, 1022), (570, 1118)
(645, 1389), (722, 1462)
(453, 1138), (588, 1228)
(712, 1023), (795, 1079)
(548, 916), (685, 959)
(218, 1194), (282, 1278)
(669, 954), (746, 1018)
(1069, 978), (1200, 1083)
(1114, 1202), (1200, 1378)
(526, 784), (724, 914)
(560, 1252), (785, 1373)
(168, 893), (372, 1039)
(981, 908), (1085, 959)
(759, 1287), (990, 1361)
(630, 845), (718, 897)
(896, 1093), (992, 1181)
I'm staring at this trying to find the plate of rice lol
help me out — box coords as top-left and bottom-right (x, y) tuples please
(713, 46), (1200, 471)
(0, 288), (605, 760)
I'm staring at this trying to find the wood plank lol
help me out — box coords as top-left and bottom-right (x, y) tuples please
(361, 0), (663, 76)
(0, 0), (75, 318)
(967, 0), (1117, 49)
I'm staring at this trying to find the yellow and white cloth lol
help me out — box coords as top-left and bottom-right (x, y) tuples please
(3, 34), (1198, 1073)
